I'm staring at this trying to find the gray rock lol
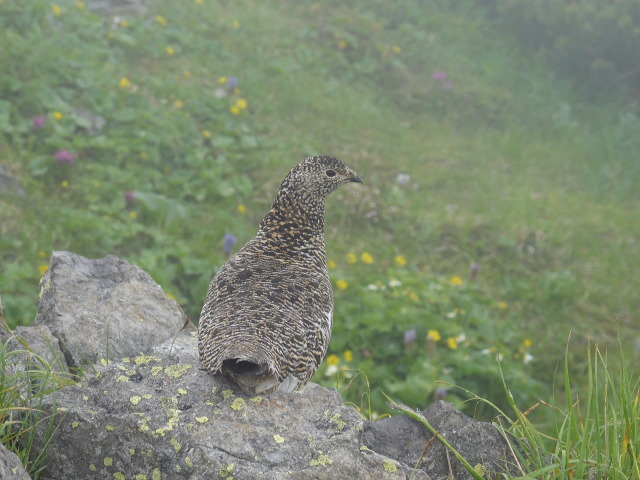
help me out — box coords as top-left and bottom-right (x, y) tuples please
(363, 401), (519, 480)
(34, 251), (187, 369)
(34, 338), (426, 480)
(0, 443), (31, 480)
(1, 325), (70, 374)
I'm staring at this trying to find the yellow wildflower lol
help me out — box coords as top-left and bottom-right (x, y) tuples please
(391, 45), (402, 54)
(139, 152), (147, 159)
(52, 4), (62, 15)
(229, 105), (241, 115)
(450, 276), (463, 286)
(343, 350), (353, 362)
(38, 264), (49, 276)
(346, 253), (357, 264)
(60, 180), (69, 188)
(173, 99), (184, 108)
(232, 19), (240, 29)
(156, 15), (168, 27)
(218, 76), (227, 84)
(337, 39), (348, 50)
(446, 337), (458, 350)
(394, 255), (407, 267)
(53, 111), (63, 120)
(336, 280), (348, 290)
(360, 252), (374, 264)
(166, 46), (175, 55)
(129, 211), (137, 219)
(120, 19), (129, 27)
(326, 354), (339, 366)
(236, 98), (248, 109)
(119, 77), (130, 89)
(408, 292), (419, 302)
(38, 250), (47, 258)
(236, 204), (247, 214)
(75, 1), (84, 9)
(166, 292), (176, 300)
(497, 301), (508, 310)
(327, 260), (336, 269)
(523, 338), (532, 348)
(427, 330), (441, 342)
(194, 0), (203, 3)
(202, 129), (212, 138)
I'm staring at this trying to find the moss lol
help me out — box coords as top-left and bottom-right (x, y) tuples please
(164, 364), (192, 378)
(382, 459), (398, 473)
(309, 451), (333, 467)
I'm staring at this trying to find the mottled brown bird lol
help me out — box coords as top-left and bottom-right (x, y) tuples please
(198, 155), (361, 395)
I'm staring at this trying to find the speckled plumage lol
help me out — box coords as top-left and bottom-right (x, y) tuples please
(198, 156), (361, 395)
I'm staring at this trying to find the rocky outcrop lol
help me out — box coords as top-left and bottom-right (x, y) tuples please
(34, 251), (187, 369)
(1, 252), (519, 479)
(0, 444), (31, 480)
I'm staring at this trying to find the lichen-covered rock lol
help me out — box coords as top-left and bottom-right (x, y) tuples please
(34, 251), (186, 368)
(363, 401), (519, 480)
(0, 325), (69, 374)
(33, 334), (426, 480)
(0, 443), (31, 480)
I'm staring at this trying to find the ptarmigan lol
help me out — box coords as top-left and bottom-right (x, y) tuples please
(198, 155), (361, 395)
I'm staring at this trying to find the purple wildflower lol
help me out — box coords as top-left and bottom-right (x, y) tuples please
(432, 71), (447, 81)
(226, 76), (238, 92)
(54, 150), (75, 164)
(470, 262), (479, 279)
(403, 329), (417, 347)
(32, 115), (47, 130)
(442, 82), (453, 91)
(222, 233), (237, 255)
(434, 387), (448, 401)
(124, 191), (135, 206)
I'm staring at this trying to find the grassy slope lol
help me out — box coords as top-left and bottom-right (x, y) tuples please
(1, 0), (638, 415)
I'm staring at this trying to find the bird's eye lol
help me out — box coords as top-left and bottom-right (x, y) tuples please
(325, 169), (336, 177)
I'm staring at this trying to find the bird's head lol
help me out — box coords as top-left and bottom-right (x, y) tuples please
(281, 155), (362, 204)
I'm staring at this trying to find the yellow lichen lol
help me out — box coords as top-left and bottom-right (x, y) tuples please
(106, 424), (115, 431)
(222, 389), (234, 399)
(104, 457), (113, 466)
(273, 434), (285, 444)
(129, 449), (136, 455)
(383, 459), (398, 472)
(135, 355), (159, 365)
(116, 375), (130, 383)
(309, 451), (333, 467)
(135, 475), (148, 480)
(82, 395), (89, 401)
(474, 464), (487, 477)
(329, 412), (347, 430)
(250, 396), (263, 403)
(170, 437), (181, 452)
(71, 421), (79, 428)
(177, 388), (188, 395)
(195, 416), (209, 424)
(114, 473), (125, 480)
(164, 364), (192, 378)
(152, 468), (161, 480)
(151, 366), (163, 376)
(143, 393), (153, 399)
(130, 396), (142, 405)
(185, 457), (194, 468)
(359, 445), (372, 453)
(219, 464), (234, 477)
(230, 398), (246, 411)
(100, 358), (110, 367)
(89, 463), (96, 471)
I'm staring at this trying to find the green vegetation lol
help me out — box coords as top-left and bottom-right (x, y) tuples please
(1, 0), (639, 476)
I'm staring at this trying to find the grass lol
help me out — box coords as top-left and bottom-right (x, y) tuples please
(0, 0), (639, 476)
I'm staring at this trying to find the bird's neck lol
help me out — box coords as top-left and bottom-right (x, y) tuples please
(258, 192), (326, 243)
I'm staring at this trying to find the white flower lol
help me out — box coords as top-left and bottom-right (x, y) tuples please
(523, 353), (534, 365)
(325, 365), (338, 376)
(396, 173), (411, 185)
(388, 279), (402, 288)
(367, 284), (379, 291)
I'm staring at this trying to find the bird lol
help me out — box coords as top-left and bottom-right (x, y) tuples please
(198, 155), (362, 395)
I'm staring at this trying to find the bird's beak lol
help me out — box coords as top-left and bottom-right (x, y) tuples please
(349, 174), (362, 184)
